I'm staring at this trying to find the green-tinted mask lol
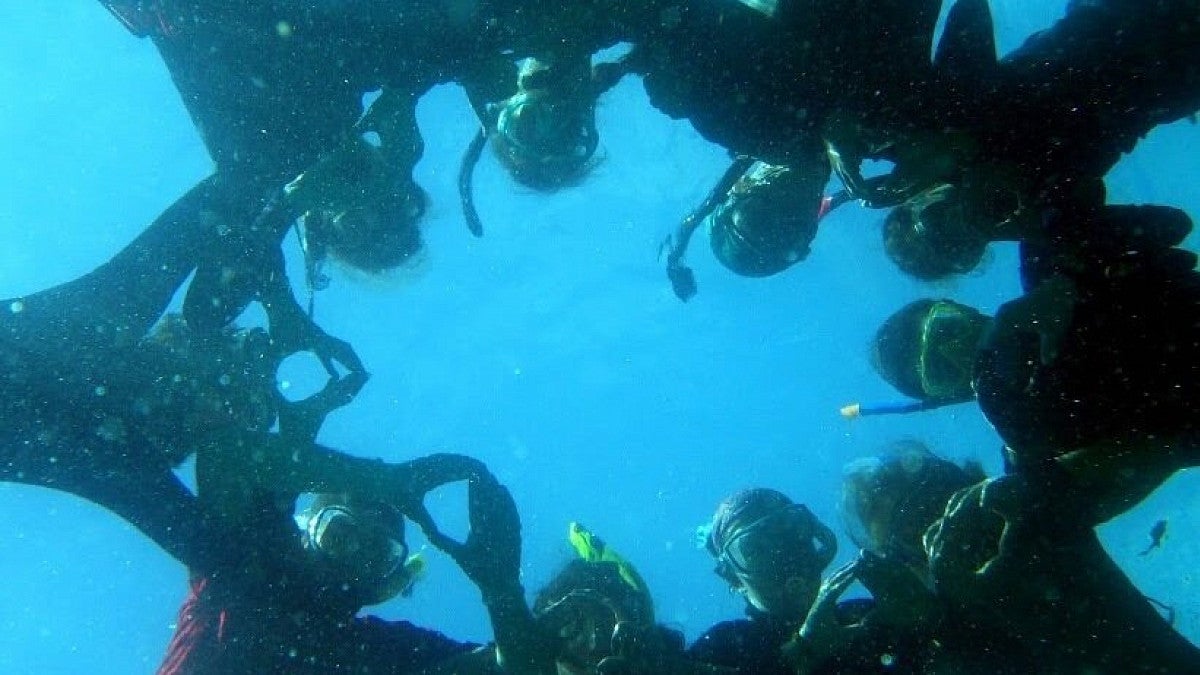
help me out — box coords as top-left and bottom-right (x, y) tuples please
(918, 301), (987, 401)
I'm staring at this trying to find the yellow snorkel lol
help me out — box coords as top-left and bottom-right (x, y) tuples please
(567, 522), (654, 623)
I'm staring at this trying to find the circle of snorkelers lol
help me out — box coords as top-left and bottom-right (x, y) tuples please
(2, 0), (1196, 671)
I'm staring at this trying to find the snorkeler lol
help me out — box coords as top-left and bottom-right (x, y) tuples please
(425, 517), (727, 675)
(100, 0), (534, 328)
(834, 0), (1200, 281)
(868, 202), (1198, 437)
(0, 183), (501, 600)
(458, 50), (632, 237)
(157, 452), (537, 674)
(157, 490), (473, 675)
(688, 489), (837, 675)
(925, 468), (1200, 672)
(659, 152), (852, 300)
(839, 441), (985, 574)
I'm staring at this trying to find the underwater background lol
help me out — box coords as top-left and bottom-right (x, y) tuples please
(0, 2), (1196, 672)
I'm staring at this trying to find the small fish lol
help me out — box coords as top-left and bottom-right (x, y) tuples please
(1138, 519), (1168, 556)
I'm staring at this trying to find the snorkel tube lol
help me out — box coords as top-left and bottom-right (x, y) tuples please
(660, 156), (755, 302)
(459, 126), (489, 238)
(839, 398), (965, 418)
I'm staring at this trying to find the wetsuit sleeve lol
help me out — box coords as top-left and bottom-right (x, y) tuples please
(0, 421), (218, 570)
(351, 616), (480, 672)
(1, 175), (227, 361)
(687, 619), (793, 675)
(987, 0), (1200, 179)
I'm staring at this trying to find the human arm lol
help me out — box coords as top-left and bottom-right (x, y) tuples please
(784, 552), (941, 675)
(924, 474), (1200, 671)
(422, 470), (557, 675)
(4, 175), (231, 361)
(197, 439), (490, 536)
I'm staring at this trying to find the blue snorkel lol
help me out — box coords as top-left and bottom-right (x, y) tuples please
(840, 397), (967, 418)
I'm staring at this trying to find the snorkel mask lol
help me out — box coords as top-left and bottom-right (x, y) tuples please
(490, 55), (600, 190)
(917, 300), (989, 402)
(707, 162), (824, 277)
(704, 491), (837, 587)
(840, 443), (982, 566)
(285, 136), (426, 273)
(300, 499), (424, 604)
(493, 89), (599, 190)
(884, 184), (989, 280)
(713, 504), (837, 585)
(872, 298), (988, 404)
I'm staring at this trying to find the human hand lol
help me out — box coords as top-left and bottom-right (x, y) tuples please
(784, 559), (862, 671)
(278, 368), (370, 444)
(853, 551), (940, 632)
(922, 479), (1008, 608)
(989, 273), (1077, 367)
(384, 453), (490, 534)
(272, 309), (367, 378)
(422, 468), (522, 597)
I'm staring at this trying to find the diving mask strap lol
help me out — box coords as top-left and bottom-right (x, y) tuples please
(293, 218), (330, 319)
(797, 505), (838, 570)
(307, 504), (357, 553)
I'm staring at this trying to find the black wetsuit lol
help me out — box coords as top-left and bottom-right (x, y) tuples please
(157, 494), (478, 675)
(979, 0), (1200, 192)
(0, 180), (350, 571)
(929, 471), (1200, 672)
(0, 178), (234, 568)
(975, 206), (1200, 464)
(147, 1), (509, 187)
(687, 615), (794, 675)
(124, 1), (518, 330)
(687, 601), (934, 675)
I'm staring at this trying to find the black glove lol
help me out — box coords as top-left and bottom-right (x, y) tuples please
(386, 453), (490, 536)
(422, 467), (522, 596)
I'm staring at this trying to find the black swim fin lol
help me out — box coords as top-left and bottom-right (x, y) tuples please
(935, 0), (997, 80)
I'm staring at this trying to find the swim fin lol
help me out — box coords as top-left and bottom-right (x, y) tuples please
(934, 0), (997, 81)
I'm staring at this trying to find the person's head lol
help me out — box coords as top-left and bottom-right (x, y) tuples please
(533, 559), (659, 673)
(298, 493), (422, 608)
(883, 184), (989, 280)
(703, 489), (836, 622)
(137, 315), (277, 461)
(840, 440), (985, 568)
(288, 137), (426, 273)
(871, 298), (991, 404)
(491, 58), (600, 191)
(302, 187), (425, 272)
(707, 162), (826, 277)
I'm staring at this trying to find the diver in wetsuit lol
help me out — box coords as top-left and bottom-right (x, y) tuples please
(925, 465), (1200, 672)
(157, 455), (544, 675)
(101, 0), (521, 330)
(0, 190), (473, 574)
(687, 489), (838, 675)
(833, 0), (1200, 280)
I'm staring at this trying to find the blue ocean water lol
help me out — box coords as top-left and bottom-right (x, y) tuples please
(0, 2), (1196, 672)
